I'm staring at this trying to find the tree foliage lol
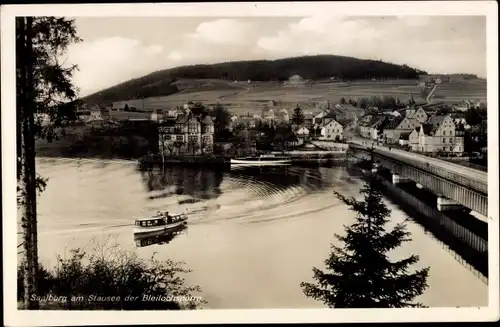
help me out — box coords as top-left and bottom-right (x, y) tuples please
(355, 96), (402, 110)
(209, 103), (231, 135)
(300, 167), (429, 308)
(17, 16), (82, 309)
(189, 102), (209, 117)
(17, 240), (206, 310)
(291, 105), (305, 127)
(465, 108), (484, 127)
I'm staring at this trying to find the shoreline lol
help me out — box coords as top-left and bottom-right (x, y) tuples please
(35, 151), (359, 168)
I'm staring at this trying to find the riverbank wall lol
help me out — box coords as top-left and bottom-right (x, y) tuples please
(353, 163), (488, 281)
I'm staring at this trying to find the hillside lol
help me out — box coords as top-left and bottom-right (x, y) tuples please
(82, 55), (427, 106)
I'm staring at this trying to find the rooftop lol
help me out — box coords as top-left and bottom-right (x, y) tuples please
(383, 115), (405, 130)
(399, 131), (412, 140)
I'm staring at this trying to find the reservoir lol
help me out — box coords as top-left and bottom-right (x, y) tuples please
(24, 157), (487, 309)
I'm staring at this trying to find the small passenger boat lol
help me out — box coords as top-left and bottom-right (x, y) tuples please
(230, 154), (292, 166)
(134, 223), (187, 247)
(134, 210), (188, 236)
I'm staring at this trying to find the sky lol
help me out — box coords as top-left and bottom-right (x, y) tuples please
(66, 16), (487, 96)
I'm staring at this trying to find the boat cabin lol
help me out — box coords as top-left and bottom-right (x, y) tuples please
(135, 212), (187, 228)
(135, 217), (165, 227)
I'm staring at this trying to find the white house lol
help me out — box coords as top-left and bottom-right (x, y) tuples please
(296, 126), (310, 144)
(296, 126), (310, 137)
(319, 119), (344, 141)
(381, 116), (420, 144)
(416, 114), (464, 153)
(358, 115), (387, 140)
(409, 127), (420, 151)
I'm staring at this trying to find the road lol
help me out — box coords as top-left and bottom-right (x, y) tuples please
(348, 137), (487, 184)
(426, 83), (439, 104)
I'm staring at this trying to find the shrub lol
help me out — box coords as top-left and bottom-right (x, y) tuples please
(18, 240), (205, 310)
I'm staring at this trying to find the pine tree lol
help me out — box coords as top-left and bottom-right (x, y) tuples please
(17, 17), (81, 309)
(291, 105), (305, 127)
(300, 154), (429, 308)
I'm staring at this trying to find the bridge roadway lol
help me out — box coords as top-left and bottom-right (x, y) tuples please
(348, 139), (488, 215)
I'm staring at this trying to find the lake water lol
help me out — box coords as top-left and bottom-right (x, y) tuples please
(25, 157), (487, 309)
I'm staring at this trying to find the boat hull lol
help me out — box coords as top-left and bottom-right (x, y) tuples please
(230, 159), (291, 166)
(133, 220), (187, 237)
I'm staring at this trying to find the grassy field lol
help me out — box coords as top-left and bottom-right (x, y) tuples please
(109, 77), (487, 116)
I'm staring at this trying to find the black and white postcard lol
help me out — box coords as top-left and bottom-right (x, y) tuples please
(2, 1), (498, 325)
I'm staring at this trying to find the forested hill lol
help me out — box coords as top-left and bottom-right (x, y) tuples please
(83, 55), (427, 105)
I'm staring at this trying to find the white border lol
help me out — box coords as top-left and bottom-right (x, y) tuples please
(2, 1), (498, 325)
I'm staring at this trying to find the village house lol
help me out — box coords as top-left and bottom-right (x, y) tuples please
(317, 112), (344, 142)
(408, 126), (420, 151)
(296, 126), (310, 140)
(414, 114), (464, 153)
(293, 126), (309, 146)
(406, 107), (428, 123)
(303, 111), (315, 130)
(263, 108), (275, 121)
(381, 115), (419, 144)
(277, 108), (289, 123)
(288, 75), (305, 86)
(76, 105), (107, 122)
(358, 115), (388, 140)
(158, 113), (215, 156)
(313, 110), (328, 125)
(150, 108), (181, 121)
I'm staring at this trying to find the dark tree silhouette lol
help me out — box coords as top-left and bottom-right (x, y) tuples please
(209, 104), (231, 135)
(190, 102), (209, 117)
(291, 105), (305, 127)
(17, 17), (82, 309)
(465, 108), (483, 127)
(301, 154), (429, 308)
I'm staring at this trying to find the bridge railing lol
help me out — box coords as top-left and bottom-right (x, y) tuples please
(348, 143), (488, 195)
